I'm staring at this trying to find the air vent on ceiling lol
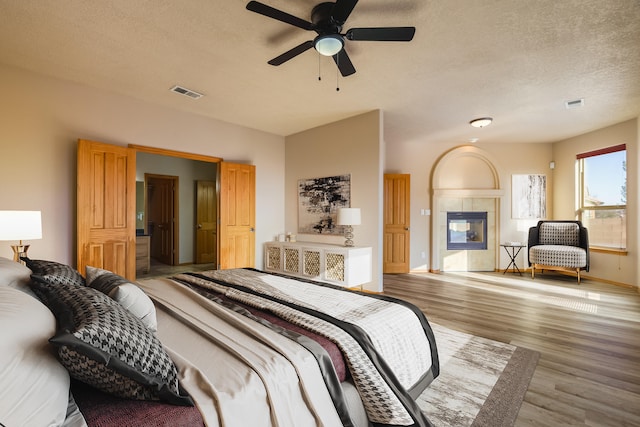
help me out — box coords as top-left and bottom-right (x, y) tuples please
(170, 85), (204, 99)
(565, 98), (584, 109)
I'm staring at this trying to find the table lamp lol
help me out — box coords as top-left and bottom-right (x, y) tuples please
(337, 208), (361, 247)
(0, 210), (42, 263)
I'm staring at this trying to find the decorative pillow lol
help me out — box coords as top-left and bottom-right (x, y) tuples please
(28, 278), (192, 406)
(86, 266), (158, 332)
(0, 286), (72, 426)
(21, 257), (86, 287)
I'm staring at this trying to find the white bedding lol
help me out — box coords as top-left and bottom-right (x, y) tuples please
(173, 269), (436, 426)
(138, 268), (438, 427)
(138, 277), (345, 427)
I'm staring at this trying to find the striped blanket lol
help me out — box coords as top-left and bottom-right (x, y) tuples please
(173, 268), (439, 427)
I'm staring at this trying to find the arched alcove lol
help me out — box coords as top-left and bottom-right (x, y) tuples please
(430, 146), (505, 272)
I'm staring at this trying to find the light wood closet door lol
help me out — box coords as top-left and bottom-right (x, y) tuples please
(219, 162), (255, 269)
(384, 173), (411, 273)
(77, 139), (136, 279)
(196, 180), (217, 264)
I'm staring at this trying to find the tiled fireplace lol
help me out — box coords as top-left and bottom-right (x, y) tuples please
(430, 145), (504, 273)
(438, 198), (497, 271)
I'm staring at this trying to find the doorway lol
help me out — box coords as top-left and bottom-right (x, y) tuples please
(146, 174), (178, 266)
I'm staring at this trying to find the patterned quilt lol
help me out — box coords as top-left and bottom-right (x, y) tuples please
(173, 268), (439, 427)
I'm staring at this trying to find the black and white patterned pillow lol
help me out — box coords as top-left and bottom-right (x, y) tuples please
(21, 258), (85, 287)
(29, 277), (192, 406)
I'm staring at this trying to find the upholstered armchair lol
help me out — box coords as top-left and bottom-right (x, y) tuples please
(527, 220), (589, 283)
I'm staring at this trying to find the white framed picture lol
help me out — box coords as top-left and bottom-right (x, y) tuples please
(512, 174), (546, 219)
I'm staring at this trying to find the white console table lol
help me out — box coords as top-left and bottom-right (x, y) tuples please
(264, 241), (372, 288)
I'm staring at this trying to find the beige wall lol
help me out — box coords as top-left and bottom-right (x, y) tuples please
(386, 118), (638, 288)
(552, 119), (638, 287)
(2, 61), (637, 289)
(0, 63), (285, 268)
(386, 139), (554, 274)
(285, 111), (383, 291)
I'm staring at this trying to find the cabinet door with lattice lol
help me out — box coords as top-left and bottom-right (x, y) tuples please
(283, 245), (301, 275)
(264, 243), (282, 272)
(301, 248), (322, 279)
(324, 249), (347, 285)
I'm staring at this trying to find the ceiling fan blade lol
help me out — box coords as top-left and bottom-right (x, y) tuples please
(246, 1), (314, 30)
(332, 50), (356, 77)
(346, 27), (416, 41)
(268, 40), (315, 66)
(331, 0), (358, 24)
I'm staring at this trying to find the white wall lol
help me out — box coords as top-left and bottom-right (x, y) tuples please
(386, 140), (553, 273)
(386, 119), (638, 288)
(285, 111), (383, 291)
(2, 61), (636, 288)
(552, 119), (638, 287)
(0, 63), (285, 269)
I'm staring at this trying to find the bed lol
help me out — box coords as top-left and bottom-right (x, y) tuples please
(0, 256), (439, 427)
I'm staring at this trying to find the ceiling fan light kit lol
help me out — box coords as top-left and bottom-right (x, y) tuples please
(246, 0), (415, 78)
(315, 34), (344, 56)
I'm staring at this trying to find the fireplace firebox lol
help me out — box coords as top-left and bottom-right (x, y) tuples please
(447, 211), (487, 250)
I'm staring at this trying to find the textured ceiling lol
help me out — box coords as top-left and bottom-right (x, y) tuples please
(1, 0), (639, 145)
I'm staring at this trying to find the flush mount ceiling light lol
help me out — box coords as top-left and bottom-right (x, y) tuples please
(469, 117), (493, 128)
(314, 34), (344, 56)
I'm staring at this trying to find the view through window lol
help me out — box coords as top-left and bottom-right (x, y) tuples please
(577, 144), (626, 250)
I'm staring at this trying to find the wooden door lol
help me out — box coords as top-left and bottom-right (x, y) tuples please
(146, 175), (177, 266)
(77, 139), (136, 279)
(219, 162), (255, 269)
(196, 180), (217, 264)
(384, 174), (411, 273)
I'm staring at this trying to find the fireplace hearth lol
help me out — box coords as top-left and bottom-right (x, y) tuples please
(447, 211), (488, 250)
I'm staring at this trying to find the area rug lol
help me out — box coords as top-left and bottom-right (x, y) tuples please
(417, 323), (540, 426)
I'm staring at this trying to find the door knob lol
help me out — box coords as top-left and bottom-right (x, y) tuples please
(197, 224), (202, 229)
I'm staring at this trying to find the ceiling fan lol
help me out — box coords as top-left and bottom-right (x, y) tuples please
(246, 0), (416, 77)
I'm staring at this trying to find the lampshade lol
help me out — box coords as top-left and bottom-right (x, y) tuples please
(337, 208), (361, 226)
(314, 34), (344, 56)
(469, 117), (493, 128)
(0, 210), (42, 241)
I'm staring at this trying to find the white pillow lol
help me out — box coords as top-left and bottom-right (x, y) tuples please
(0, 286), (71, 426)
(85, 266), (158, 332)
(0, 256), (36, 296)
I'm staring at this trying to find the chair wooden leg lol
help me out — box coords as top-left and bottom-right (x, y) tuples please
(531, 266), (535, 279)
(577, 269), (581, 284)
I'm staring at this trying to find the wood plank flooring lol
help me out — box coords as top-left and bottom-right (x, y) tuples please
(382, 271), (640, 426)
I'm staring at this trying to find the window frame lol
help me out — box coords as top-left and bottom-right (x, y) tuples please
(577, 143), (626, 251)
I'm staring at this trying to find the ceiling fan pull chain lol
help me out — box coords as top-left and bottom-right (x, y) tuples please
(318, 53), (322, 81)
(336, 55), (340, 91)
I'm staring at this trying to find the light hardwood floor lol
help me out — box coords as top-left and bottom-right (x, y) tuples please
(383, 271), (640, 427)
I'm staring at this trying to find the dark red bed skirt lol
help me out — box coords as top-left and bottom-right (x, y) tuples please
(71, 380), (204, 427)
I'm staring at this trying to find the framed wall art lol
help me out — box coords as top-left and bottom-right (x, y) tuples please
(298, 174), (351, 234)
(512, 174), (547, 219)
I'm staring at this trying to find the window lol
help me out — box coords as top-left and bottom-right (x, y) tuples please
(577, 144), (626, 250)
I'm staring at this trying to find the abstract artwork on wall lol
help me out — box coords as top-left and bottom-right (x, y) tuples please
(298, 174), (351, 234)
(512, 174), (547, 219)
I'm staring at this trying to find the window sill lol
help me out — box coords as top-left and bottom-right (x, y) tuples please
(590, 246), (627, 255)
